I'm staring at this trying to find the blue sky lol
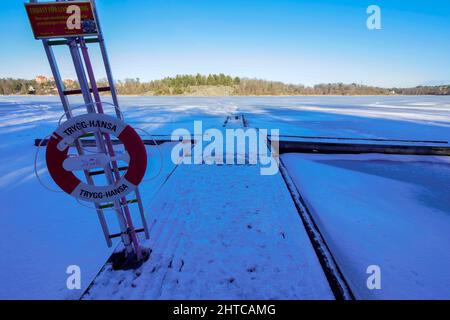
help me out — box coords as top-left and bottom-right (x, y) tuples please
(1, 0), (450, 87)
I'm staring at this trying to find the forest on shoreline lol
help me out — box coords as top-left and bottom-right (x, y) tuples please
(1, 74), (449, 96)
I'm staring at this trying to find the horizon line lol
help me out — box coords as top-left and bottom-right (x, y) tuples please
(2, 74), (450, 89)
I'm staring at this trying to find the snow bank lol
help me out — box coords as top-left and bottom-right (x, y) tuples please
(282, 153), (450, 299)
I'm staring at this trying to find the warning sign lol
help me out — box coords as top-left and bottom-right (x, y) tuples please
(25, 1), (98, 39)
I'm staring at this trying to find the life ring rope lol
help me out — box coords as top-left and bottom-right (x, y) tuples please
(46, 113), (147, 203)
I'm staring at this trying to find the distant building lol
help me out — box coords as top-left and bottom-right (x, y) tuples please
(35, 75), (55, 84)
(63, 79), (76, 87)
(35, 75), (48, 84)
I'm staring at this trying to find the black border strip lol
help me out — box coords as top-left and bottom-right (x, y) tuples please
(278, 158), (355, 300)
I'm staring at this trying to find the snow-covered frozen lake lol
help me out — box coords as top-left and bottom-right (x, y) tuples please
(0, 96), (449, 299)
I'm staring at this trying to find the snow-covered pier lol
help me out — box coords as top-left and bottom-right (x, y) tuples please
(82, 116), (335, 299)
(83, 161), (334, 299)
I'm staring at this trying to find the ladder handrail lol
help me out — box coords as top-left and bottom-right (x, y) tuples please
(29, 0), (149, 259)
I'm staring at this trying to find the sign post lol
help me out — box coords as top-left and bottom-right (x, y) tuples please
(26, 0), (150, 267)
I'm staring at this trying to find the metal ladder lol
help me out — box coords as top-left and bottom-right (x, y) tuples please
(30, 0), (149, 260)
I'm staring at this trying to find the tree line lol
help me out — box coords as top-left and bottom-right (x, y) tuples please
(0, 77), (79, 95)
(109, 74), (240, 95)
(1, 74), (449, 96)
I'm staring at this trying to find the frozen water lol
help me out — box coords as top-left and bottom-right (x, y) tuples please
(0, 95), (449, 299)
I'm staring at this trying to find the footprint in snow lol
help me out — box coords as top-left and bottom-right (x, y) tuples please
(247, 266), (257, 273)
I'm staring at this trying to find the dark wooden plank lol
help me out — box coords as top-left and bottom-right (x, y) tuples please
(276, 135), (448, 145)
(272, 139), (450, 156)
(35, 137), (194, 147)
(63, 86), (110, 96)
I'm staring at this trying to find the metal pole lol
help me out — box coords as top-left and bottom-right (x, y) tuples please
(79, 38), (142, 259)
(90, 0), (122, 119)
(135, 188), (150, 239)
(30, 0), (147, 256)
(40, 32), (112, 247)
(67, 38), (134, 255)
(90, 0), (150, 241)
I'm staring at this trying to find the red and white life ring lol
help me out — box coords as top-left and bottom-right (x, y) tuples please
(46, 113), (147, 203)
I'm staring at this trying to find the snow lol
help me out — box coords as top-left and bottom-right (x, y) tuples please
(0, 95), (449, 299)
(83, 162), (333, 300)
(0, 135), (177, 299)
(238, 96), (450, 141)
(281, 153), (450, 299)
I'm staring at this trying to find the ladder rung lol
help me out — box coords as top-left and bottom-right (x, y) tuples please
(80, 139), (125, 146)
(81, 133), (95, 138)
(109, 228), (145, 239)
(79, 139), (99, 147)
(47, 37), (100, 46)
(99, 198), (138, 209)
(63, 86), (111, 96)
(84, 37), (101, 44)
(89, 166), (129, 177)
(47, 39), (68, 46)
